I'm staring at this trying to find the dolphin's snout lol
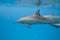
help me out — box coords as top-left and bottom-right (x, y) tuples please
(16, 18), (23, 23)
(16, 20), (21, 23)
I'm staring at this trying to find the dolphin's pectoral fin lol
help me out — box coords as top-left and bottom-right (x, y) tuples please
(24, 23), (30, 28)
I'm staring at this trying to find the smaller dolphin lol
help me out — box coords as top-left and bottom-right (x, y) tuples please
(21, 0), (51, 6)
(16, 9), (60, 28)
(20, 0), (41, 6)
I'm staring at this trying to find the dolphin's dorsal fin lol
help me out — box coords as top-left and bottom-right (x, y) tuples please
(34, 9), (40, 17)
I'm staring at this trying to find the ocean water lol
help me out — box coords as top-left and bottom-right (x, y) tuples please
(0, 0), (60, 40)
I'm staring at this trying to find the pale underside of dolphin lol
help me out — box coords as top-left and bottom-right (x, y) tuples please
(16, 9), (60, 28)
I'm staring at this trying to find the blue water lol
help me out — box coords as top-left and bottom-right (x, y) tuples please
(0, 0), (60, 40)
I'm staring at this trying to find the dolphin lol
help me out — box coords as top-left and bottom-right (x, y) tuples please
(21, 0), (51, 6)
(16, 9), (60, 28)
(20, 0), (41, 6)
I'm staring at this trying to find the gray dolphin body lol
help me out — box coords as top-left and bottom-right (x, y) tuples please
(16, 9), (60, 28)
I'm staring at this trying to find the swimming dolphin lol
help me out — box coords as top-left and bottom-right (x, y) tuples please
(20, 0), (41, 6)
(16, 9), (60, 28)
(21, 0), (51, 6)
